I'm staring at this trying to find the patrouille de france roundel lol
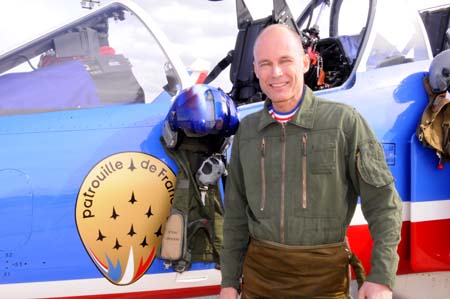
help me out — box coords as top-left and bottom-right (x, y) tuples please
(75, 152), (176, 285)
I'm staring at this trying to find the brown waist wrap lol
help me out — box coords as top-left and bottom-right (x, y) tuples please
(241, 239), (366, 299)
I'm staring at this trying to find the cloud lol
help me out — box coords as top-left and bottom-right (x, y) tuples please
(0, 0), (84, 53)
(132, 0), (237, 89)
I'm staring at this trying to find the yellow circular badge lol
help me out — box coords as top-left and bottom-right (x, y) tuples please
(75, 152), (175, 285)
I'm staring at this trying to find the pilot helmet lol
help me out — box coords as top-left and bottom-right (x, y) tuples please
(162, 84), (239, 149)
(429, 49), (450, 93)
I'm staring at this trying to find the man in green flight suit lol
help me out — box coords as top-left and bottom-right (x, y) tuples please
(219, 24), (402, 299)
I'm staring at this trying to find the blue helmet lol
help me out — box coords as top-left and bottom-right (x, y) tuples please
(163, 84), (239, 148)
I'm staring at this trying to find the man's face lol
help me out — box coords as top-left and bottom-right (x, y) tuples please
(254, 25), (309, 112)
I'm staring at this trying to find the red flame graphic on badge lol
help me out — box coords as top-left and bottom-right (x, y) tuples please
(75, 152), (175, 285)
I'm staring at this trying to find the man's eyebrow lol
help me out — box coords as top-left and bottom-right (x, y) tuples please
(256, 58), (271, 65)
(280, 55), (294, 60)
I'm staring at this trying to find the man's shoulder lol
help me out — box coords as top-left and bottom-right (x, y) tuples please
(239, 106), (265, 125)
(312, 96), (361, 132)
(234, 107), (266, 141)
(315, 96), (356, 116)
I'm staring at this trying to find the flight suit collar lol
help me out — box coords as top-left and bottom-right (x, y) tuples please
(258, 86), (317, 131)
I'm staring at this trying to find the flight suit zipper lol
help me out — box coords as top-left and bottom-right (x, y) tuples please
(260, 137), (266, 211)
(302, 133), (308, 209)
(281, 123), (286, 243)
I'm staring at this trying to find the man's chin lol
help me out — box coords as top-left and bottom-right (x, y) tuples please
(269, 95), (289, 103)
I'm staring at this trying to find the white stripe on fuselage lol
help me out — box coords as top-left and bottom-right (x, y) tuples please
(0, 269), (221, 299)
(350, 199), (450, 225)
(409, 199), (450, 222)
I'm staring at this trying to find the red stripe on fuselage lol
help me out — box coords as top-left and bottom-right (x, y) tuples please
(410, 218), (450, 271)
(40, 285), (221, 299)
(348, 218), (450, 277)
(347, 221), (412, 276)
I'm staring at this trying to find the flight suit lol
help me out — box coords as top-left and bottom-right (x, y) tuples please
(220, 87), (402, 296)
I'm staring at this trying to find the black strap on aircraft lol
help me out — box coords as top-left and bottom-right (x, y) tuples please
(203, 50), (234, 85)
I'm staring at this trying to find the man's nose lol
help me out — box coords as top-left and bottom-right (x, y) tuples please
(272, 65), (283, 77)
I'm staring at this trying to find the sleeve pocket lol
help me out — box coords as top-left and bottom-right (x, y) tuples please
(356, 140), (394, 187)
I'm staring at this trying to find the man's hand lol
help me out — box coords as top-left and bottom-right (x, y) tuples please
(219, 287), (239, 299)
(358, 281), (392, 299)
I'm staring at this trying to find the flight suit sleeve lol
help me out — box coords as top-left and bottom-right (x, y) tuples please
(347, 110), (403, 289)
(220, 126), (250, 290)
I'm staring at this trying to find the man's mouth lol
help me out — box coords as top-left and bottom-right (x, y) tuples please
(270, 82), (288, 88)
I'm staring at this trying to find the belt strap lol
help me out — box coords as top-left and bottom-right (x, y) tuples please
(349, 252), (366, 289)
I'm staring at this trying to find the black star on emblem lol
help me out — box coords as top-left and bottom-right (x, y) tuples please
(128, 158), (136, 171)
(96, 229), (106, 241)
(154, 225), (162, 237)
(140, 236), (149, 248)
(145, 205), (154, 218)
(128, 224), (136, 237)
(113, 238), (122, 250)
(111, 207), (119, 220)
(129, 192), (137, 205)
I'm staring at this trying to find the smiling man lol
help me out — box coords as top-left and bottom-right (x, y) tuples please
(219, 24), (402, 299)
(253, 24), (309, 113)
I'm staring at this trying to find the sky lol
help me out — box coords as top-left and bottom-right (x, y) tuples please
(0, 0), (307, 56)
(0, 0), (306, 89)
(0, 0), (449, 89)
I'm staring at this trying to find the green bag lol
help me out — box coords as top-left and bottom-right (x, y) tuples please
(417, 76), (450, 162)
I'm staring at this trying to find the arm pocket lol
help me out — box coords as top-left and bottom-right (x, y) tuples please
(356, 140), (393, 187)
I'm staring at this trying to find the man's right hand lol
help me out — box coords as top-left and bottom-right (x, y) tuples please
(219, 287), (239, 299)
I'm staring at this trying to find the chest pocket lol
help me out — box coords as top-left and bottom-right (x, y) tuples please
(308, 130), (337, 174)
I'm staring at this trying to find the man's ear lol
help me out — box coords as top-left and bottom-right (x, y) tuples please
(302, 54), (310, 74)
(253, 62), (260, 79)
